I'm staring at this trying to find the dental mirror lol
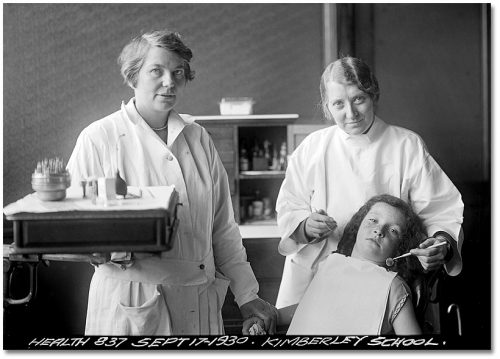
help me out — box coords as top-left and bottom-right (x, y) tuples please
(385, 241), (448, 267)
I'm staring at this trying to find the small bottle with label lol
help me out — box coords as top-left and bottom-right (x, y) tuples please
(263, 140), (272, 169)
(271, 148), (279, 170)
(240, 148), (250, 171)
(278, 142), (288, 170)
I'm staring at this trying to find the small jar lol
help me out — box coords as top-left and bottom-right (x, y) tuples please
(252, 200), (264, 217)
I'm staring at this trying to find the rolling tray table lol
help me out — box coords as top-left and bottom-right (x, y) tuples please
(3, 186), (180, 305)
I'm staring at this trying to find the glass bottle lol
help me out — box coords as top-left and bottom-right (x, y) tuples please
(240, 148), (250, 171)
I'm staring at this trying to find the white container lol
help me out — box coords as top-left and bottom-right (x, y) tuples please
(98, 177), (116, 201)
(219, 97), (255, 115)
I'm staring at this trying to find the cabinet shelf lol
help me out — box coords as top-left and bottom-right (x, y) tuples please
(198, 115), (301, 224)
(241, 218), (277, 226)
(239, 171), (286, 179)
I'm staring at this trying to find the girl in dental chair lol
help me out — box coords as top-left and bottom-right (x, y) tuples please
(244, 194), (425, 335)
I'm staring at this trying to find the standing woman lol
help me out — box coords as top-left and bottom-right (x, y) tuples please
(67, 29), (276, 335)
(275, 57), (464, 308)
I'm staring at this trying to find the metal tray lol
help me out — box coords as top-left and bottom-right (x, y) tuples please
(5, 190), (180, 254)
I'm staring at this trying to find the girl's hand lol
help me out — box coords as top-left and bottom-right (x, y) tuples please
(304, 209), (337, 242)
(242, 317), (266, 335)
(410, 236), (450, 271)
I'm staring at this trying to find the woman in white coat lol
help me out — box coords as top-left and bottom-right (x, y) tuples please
(67, 29), (277, 335)
(275, 57), (464, 308)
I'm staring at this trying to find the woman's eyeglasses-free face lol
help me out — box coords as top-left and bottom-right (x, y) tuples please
(326, 81), (375, 135)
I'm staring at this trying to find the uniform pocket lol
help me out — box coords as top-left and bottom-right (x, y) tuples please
(204, 272), (230, 334)
(117, 283), (171, 335)
(213, 272), (230, 311)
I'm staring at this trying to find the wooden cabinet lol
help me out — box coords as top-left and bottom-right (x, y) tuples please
(287, 123), (331, 154)
(196, 115), (298, 224)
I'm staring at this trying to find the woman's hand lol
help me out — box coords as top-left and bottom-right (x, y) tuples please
(89, 253), (110, 266)
(410, 236), (450, 271)
(240, 298), (278, 334)
(304, 209), (337, 242)
(242, 316), (266, 335)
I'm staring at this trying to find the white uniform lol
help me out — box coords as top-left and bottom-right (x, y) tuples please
(275, 117), (464, 308)
(67, 98), (259, 335)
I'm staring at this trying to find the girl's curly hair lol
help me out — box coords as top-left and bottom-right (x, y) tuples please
(336, 194), (425, 283)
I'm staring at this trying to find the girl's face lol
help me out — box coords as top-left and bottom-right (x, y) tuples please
(325, 81), (375, 135)
(134, 47), (187, 120)
(352, 202), (406, 264)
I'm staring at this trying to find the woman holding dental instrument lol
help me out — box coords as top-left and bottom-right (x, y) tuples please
(67, 29), (276, 335)
(275, 56), (464, 309)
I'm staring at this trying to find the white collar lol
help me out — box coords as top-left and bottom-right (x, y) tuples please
(337, 116), (386, 146)
(121, 98), (196, 148)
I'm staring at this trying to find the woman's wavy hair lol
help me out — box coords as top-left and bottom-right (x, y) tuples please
(118, 29), (195, 88)
(320, 56), (380, 122)
(337, 194), (425, 282)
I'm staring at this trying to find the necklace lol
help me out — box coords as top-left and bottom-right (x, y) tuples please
(150, 122), (168, 131)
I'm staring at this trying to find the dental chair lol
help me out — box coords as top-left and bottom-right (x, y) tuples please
(412, 268), (462, 336)
(412, 229), (465, 336)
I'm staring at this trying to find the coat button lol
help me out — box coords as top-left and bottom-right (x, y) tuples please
(167, 154), (174, 161)
(199, 264), (205, 270)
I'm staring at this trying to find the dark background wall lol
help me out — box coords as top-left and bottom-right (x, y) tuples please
(3, 3), (324, 205)
(3, 3), (490, 345)
(368, 4), (490, 345)
(373, 4), (487, 182)
(2, 3), (488, 202)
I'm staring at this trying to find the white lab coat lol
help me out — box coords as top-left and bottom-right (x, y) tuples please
(67, 98), (259, 335)
(275, 117), (464, 308)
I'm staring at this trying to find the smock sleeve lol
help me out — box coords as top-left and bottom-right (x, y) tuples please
(66, 127), (110, 184)
(275, 139), (314, 256)
(407, 138), (464, 276)
(208, 136), (259, 307)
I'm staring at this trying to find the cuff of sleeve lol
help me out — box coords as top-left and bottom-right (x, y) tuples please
(227, 264), (260, 307)
(277, 210), (311, 255)
(429, 227), (463, 276)
(236, 293), (260, 308)
(433, 231), (454, 262)
(290, 219), (314, 244)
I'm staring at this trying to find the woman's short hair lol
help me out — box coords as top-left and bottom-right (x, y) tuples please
(118, 29), (195, 88)
(320, 56), (380, 122)
(336, 194), (425, 282)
